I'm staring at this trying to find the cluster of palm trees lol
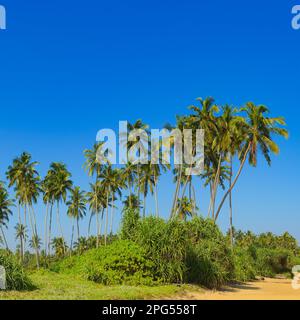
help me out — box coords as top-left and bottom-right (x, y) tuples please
(0, 98), (288, 267)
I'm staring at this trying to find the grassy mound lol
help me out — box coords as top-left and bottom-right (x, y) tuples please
(53, 240), (156, 286)
(0, 250), (33, 291)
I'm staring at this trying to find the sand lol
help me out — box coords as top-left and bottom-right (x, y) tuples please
(171, 278), (300, 300)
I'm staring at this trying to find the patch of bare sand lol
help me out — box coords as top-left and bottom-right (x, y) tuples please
(166, 278), (300, 300)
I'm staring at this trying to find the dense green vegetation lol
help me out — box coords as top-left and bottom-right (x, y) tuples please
(0, 98), (298, 296)
(0, 250), (33, 291)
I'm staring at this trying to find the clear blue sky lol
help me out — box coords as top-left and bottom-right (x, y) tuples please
(0, 0), (299, 248)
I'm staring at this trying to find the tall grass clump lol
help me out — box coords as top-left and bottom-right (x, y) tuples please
(53, 240), (155, 286)
(184, 217), (234, 289)
(127, 217), (188, 283)
(0, 250), (33, 291)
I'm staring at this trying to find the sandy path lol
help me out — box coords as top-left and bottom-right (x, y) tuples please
(171, 278), (300, 300)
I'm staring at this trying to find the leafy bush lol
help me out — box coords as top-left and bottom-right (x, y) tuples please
(187, 217), (224, 243)
(121, 208), (140, 240)
(232, 247), (256, 282)
(0, 250), (33, 291)
(185, 240), (234, 289)
(54, 240), (156, 286)
(132, 217), (187, 283)
(254, 248), (291, 277)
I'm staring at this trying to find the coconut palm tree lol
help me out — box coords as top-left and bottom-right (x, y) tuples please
(67, 186), (87, 249)
(15, 223), (27, 263)
(84, 142), (107, 247)
(139, 164), (155, 218)
(86, 182), (107, 247)
(100, 165), (115, 246)
(214, 103), (288, 220)
(124, 120), (149, 212)
(74, 237), (89, 254)
(29, 235), (42, 265)
(176, 197), (196, 221)
(122, 194), (142, 211)
(51, 237), (68, 258)
(6, 152), (39, 231)
(0, 183), (14, 250)
(109, 168), (125, 234)
(48, 162), (73, 254)
(41, 172), (55, 256)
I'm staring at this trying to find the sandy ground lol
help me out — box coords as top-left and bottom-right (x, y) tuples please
(171, 278), (300, 300)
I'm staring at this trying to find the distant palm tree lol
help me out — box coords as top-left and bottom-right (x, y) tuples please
(176, 197), (196, 221)
(0, 182), (14, 250)
(109, 168), (125, 234)
(48, 162), (73, 254)
(86, 182), (107, 247)
(67, 186), (87, 250)
(15, 223), (27, 263)
(139, 164), (155, 218)
(41, 171), (55, 256)
(84, 142), (106, 247)
(74, 237), (89, 254)
(29, 235), (42, 266)
(125, 120), (149, 213)
(122, 194), (142, 211)
(100, 165), (115, 245)
(51, 237), (68, 258)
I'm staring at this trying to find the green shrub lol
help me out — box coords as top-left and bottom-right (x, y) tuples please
(0, 250), (33, 291)
(255, 248), (291, 277)
(54, 240), (156, 286)
(120, 208), (140, 240)
(233, 247), (256, 282)
(133, 217), (187, 283)
(185, 240), (234, 289)
(187, 217), (224, 243)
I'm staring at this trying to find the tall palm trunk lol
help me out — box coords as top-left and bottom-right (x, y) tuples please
(27, 204), (40, 269)
(229, 155), (234, 248)
(70, 220), (75, 255)
(154, 176), (159, 218)
(143, 193), (146, 218)
(211, 155), (222, 219)
(95, 176), (99, 247)
(56, 201), (66, 254)
(0, 227), (9, 251)
(77, 218), (80, 241)
(110, 193), (115, 235)
(170, 165), (182, 219)
(44, 202), (49, 256)
(30, 205), (40, 268)
(192, 185), (197, 216)
(20, 235), (24, 263)
(17, 203), (22, 225)
(105, 188), (110, 246)
(215, 142), (251, 221)
(48, 203), (53, 256)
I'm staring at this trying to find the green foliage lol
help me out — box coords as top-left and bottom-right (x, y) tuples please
(53, 240), (156, 286)
(187, 217), (224, 243)
(232, 247), (256, 282)
(0, 250), (33, 291)
(120, 208), (140, 240)
(132, 217), (187, 283)
(185, 240), (234, 289)
(254, 248), (291, 277)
